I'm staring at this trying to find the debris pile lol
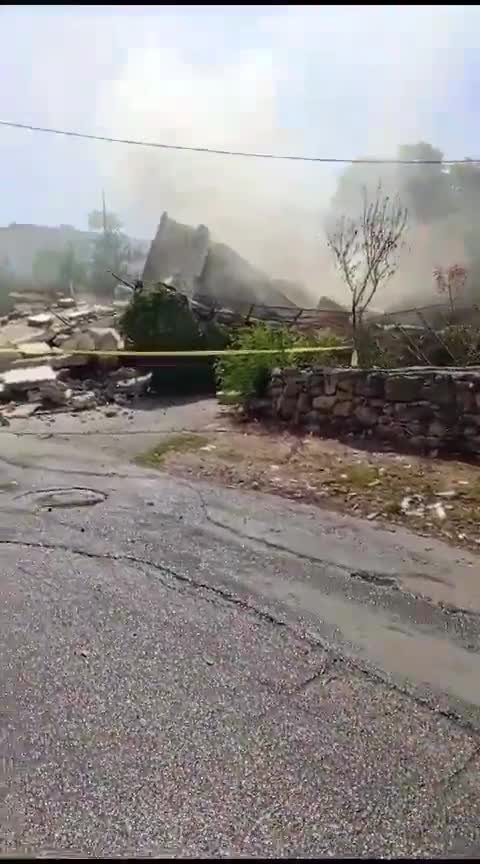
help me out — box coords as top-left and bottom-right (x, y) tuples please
(0, 296), (151, 417)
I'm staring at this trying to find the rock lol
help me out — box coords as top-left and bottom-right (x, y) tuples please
(7, 402), (40, 419)
(407, 401), (434, 422)
(332, 400), (352, 417)
(283, 379), (301, 397)
(38, 380), (72, 406)
(423, 375), (456, 406)
(428, 420), (449, 438)
(324, 372), (339, 396)
(354, 403), (378, 426)
(17, 341), (52, 358)
(0, 414), (10, 426)
(56, 297), (77, 308)
(401, 494), (425, 516)
(70, 391), (97, 411)
(312, 395), (337, 411)
(457, 382), (476, 413)
(296, 392), (311, 414)
(108, 366), (137, 382)
(87, 327), (124, 352)
(50, 353), (89, 369)
(113, 372), (152, 397)
(61, 332), (96, 354)
(277, 394), (297, 419)
(385, 375), (423, 402)
(429, 501), (447, 521)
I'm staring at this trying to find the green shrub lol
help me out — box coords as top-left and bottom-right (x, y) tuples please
(215, 323), (347, 403)
(120, 286), (230, 394)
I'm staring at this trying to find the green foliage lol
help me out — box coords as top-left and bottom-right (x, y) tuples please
(120, 285), (230, 394)
(32, 248), (61, 286)
(32, 244), (87, 291)
(88, 209), (123, 232)
(58, 243), (87, 290)
(89, 229), (132, 296)
(0, 256), (14, 316)
(215, 323), (346, 403)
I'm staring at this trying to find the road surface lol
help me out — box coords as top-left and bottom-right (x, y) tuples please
(1, 400), (480, 857)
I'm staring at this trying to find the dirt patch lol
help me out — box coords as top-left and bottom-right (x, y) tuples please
(135, 420), (480, 553)
(134, 432), (210, 468)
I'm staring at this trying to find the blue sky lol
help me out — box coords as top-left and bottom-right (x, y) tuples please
(0, 4), (479, 284)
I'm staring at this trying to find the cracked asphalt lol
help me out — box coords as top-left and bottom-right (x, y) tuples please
(2, 400), (480, 857)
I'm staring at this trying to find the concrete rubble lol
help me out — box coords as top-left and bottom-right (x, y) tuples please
(0, 295), (152, 418)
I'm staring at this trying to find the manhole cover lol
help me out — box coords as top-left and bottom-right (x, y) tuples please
(19, 487), (108, 509)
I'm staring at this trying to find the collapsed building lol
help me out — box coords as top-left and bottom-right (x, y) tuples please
(142, 212), (302, 311)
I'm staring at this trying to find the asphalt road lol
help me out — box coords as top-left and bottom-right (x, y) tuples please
(2, 402), (480, 857)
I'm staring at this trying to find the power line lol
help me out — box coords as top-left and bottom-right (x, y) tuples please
(0, 119), (478, 165)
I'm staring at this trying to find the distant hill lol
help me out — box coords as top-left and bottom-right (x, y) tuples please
(0, 223), (149, 280)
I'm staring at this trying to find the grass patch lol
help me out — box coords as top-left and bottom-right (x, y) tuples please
(134, 433), (210, 468)
(339, 464), (379, 488)
(216, 446), (245, 463)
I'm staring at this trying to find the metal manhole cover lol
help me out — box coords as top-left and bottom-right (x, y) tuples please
(19, 487), (108, 509)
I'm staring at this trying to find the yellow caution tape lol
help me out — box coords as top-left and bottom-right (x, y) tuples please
(0, 345), (352, 358)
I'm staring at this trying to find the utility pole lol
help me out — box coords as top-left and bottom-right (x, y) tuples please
(102, 188), (107, 235)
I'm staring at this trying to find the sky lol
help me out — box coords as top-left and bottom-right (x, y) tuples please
(0, 4), (479, 297)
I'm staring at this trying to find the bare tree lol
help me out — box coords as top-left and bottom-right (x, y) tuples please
(433, 263), (468, 317)
(327, 183), (408, 356)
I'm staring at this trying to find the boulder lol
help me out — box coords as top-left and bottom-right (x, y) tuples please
(354, 403), (378, 426)
(385, 375), (423, 402)
(312, 395), (337, 411)
(332, 400), (352, 417)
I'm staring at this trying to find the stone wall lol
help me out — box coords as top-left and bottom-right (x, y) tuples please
(249, 367), (480, 457)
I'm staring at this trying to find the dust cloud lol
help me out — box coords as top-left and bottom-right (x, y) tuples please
(93, 5), (478, 310)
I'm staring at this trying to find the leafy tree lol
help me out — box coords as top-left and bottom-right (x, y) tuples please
(396, 142), (452, 223)
(58, 243), (87, 291)
(88, 209), (123, 232)
(33, 244), (86, 292)
(120, 284), (230, 394)
(89, 224), (132, 296)
(0, 256), (15, 315)
(433, 263), (468, 315)
(32, 248), (61, 286)
(216, 323), (346, 404)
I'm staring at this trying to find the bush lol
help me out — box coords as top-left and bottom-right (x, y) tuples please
(120, 286), (230, 394)
(215, 323), (347, 403)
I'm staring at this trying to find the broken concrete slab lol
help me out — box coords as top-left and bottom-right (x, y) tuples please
(56, 297), (77, 309)
(38, 380), (72, 406)
(16, 341), (52, 357)
(87, 326), (124, 352)
(61, 331), (96, 353)
(27, 313), (53, 328)
(1, 365), (57, 395)
(50, 353), (89, 369)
